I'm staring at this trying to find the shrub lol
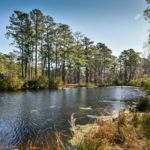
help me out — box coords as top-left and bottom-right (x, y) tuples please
(79, 82), (86, 87)
(8, 76), (24, 90)
(54, 77), (63, 88)
(37, 76), (48, 89)
(0, 78), (9, 91)
(26, 76), (48, 89)
(136, 97), (150, 112)
(130, 78), (150, 93)
(26, 79), (39, 89)
(0, 76), (24, 91)
(49, 77), (64, 89)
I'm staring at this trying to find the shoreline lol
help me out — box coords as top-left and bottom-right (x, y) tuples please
(0, 84), (140, 93)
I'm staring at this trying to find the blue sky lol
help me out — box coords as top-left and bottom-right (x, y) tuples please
(0, 0), (149, 56)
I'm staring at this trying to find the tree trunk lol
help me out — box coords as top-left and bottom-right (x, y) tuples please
(62, 59), (66, 83)
(77, 65), (80, 83)
(55, 45), (58, 78)
(21, 41), (24, 78)
(35, 19), (38, 78)
(48, 45), (51, 88)
(85, 66), (89, 83)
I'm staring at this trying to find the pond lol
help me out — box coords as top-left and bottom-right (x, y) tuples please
(0, 86), (145, 146)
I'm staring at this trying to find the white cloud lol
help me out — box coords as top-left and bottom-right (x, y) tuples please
(134, 13), (142, 20)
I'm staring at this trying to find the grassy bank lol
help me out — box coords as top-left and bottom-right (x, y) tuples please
(69, 109), (150, 150)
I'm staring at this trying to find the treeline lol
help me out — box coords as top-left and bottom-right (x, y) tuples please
(0, 9), (150, 90)
(6, 9), (116, 85)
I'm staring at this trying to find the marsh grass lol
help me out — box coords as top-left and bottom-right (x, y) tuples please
(132, 112), (139, 127)
(70, 112), (150, 150)
(15, 132), (67, 150)
(141, 113), (150, 139)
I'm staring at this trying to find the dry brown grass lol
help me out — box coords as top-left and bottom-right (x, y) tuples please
(70, 112), (150, 150)
(16, 132), (66, 150)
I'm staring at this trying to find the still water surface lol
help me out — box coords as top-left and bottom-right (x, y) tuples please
(0, 86), (144, 145)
